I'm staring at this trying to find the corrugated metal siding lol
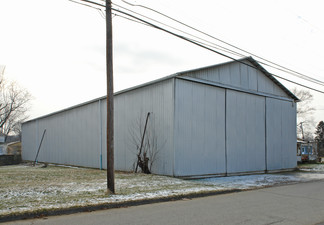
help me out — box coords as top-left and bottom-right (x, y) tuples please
(21, 121), (38, 161)
(226, 90), (266, 174)
(185, 60), (288, 98)
(174, 79), (226, 176)
(114, 79), (174, 175)
(22, 101), (101, 168)
(22, 79), (174, 175)
(22, 59), (297, 177)
(266, 98), (297, 170)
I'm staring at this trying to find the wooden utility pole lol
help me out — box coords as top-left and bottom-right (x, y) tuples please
(106, 0), (115, 194)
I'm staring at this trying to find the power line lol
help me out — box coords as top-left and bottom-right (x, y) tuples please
(114, 2), (324, 86)
(271, 74), (324, 94)
(120, 0), (324, 86)
(115, 1), (324, 87)
(113, 13), (150, 27)
(73, 0), (324, 87)
(70, 0), (246, 58)
(69, 0), (324, 94)
(116, 5), (324, 88)
(112, 2), (246, 58)
(111, 7), (324, 94)
(68, 0), (105, 17)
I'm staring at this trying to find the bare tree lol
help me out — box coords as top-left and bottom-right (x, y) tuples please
(129, 112), (164, 174)
(292, 88), (315, 140)
(0, 69), (31, 139)
(293, 88), (315, 116)
(315, 121), (324, 157)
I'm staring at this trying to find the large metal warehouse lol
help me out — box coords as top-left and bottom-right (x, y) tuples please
(22, 57), (298, 177)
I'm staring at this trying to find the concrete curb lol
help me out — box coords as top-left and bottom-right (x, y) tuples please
(0, 189), (242, 223)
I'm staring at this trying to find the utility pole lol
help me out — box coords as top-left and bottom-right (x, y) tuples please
(106, 0), (115, 194)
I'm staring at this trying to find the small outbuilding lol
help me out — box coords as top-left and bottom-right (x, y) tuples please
(22, 57), (298, 177)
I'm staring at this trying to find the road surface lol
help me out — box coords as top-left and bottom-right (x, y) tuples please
(4, 180), (324, 225)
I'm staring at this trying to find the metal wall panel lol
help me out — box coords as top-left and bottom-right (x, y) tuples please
(22, 101), (102, 168)
(21, 121), (38, 161)
(229, 62), (241, 87)
(22, 79), (174, 175)
(226, 90), (266, 174)
(239, 62), (249, 89)
(266, 98), (297, 170)
(113, 79), (175, 175)
(282, 101), (297, 169)
(185, 60), (289, 98)
(174, 79), (226, 177)
(247, 63), (258, 91)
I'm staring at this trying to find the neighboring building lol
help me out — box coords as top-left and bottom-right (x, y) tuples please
(22, 57), (298, 177)
(6, 141), (22, 155)
(298, 141), (318, 162)
(297, 139), (304, 163)
(0, 136), (22, 165)
(0, 135), (21, 156)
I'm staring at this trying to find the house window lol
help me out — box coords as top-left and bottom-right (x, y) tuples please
(302, 146), (313, 154)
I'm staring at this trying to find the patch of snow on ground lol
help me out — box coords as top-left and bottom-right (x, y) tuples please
(2, 164), (324, 216)
(196, 170), (324, 190)
(299, 164), (324, 172)
(196, 174), (300, 190)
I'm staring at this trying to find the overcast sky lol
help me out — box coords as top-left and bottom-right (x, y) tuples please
(0, 0), (323, 132)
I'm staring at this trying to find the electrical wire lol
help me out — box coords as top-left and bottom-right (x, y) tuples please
(111, 7), (324, 94)
(113, 10), (244, 56)
(115, 2), (324, 86)
(69, 0), (246, 59)
(113, 13), (151, 27)
(69, 0), (102, 10)
(112, 2), (246, 58)
(120, 0), (324, 86)
(98, 9), (106, 18)
(69, 0), (324, 94)
(270, 74), (324, 94)
(71, 0), (247, 58)
(100, 0), (324, 87)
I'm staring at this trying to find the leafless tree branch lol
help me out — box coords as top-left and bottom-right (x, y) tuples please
(0, 73), (31, 137)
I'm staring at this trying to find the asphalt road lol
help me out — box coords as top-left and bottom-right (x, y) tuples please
(4, 180), (324, 225)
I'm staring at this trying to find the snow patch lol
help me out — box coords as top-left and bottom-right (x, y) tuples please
(2, 164), (324, 216)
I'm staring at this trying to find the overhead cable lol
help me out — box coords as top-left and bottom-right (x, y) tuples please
(69, 0), (324, 94)
(120, 0), (324, 86)
(112, 2), (246, 58)
(112, 7), (324, 94)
